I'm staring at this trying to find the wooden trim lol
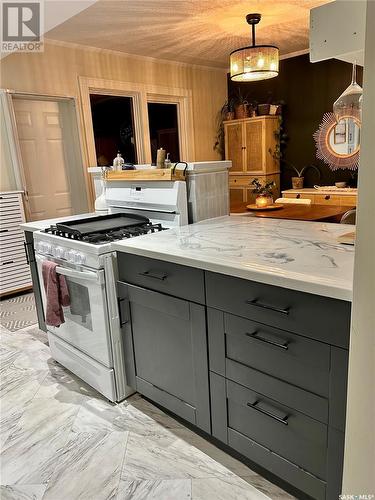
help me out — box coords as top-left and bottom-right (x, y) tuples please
(78, 76), (195, 187)
(107, 169), (186, 182)
(223, 116), (280, 124)
(0, 285), (33, 299)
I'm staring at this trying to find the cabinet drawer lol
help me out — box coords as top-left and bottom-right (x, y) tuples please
(229, 175), (252, 187)
(283, 193), (314, 201)
(225, 358), (328, 424)
(339, 196), (357, 206)
(205, 272), (351, 348)
(224, 313), (330, 397)
(314, 194), (341, 205)
(227, 379), (328, 480)
(117, 253), (205, 303)
(228, 428), (326, 500)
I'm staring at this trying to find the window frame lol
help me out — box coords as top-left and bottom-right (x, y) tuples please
(79, 77), (195, 170)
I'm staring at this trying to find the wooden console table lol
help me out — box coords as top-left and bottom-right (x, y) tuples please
(230, 202), (354, 223)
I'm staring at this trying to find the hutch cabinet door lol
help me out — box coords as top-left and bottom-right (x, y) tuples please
(224, 121), (245, 172)
(244, 120), (264, 173)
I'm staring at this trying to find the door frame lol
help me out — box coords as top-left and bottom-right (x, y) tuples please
(78, 76), (195, 169)
(2, 90), (90, 220)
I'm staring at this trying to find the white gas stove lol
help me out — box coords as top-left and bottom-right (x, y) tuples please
(33, 180), (188, 402)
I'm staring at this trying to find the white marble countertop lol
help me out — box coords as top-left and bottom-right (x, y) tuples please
(20, 212), (99, 232)
(112, 216), (355, 301)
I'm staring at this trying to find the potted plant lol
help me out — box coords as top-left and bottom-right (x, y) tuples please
(221, 97), (236, 121)
(251, 178), (276, 207)
(213, 97), (236, 158)
(283, 161), (321, 189)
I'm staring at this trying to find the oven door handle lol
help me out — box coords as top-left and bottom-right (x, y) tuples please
(35, 255), (102, 283)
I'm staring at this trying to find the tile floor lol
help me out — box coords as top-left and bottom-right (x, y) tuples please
(0, 295), (295, 500)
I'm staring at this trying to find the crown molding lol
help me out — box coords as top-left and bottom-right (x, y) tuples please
(43, 38), (227, 73)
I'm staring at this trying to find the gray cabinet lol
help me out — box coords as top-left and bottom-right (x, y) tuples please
(116, 252), (351, 500)
(117, 281), (210, 433)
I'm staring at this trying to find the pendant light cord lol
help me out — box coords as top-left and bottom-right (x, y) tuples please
(251, 23), (256, 46)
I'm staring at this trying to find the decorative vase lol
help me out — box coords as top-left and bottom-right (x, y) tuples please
(95, 178), (109, 213)
(255, 195), (273, 208)
(235, 103), (249, 119)
(292, 176), (304, 189)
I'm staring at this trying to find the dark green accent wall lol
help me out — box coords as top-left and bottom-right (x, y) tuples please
(227, 55), (363, 190)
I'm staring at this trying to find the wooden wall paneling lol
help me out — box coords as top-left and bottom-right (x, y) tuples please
(0, 41), (227, 199)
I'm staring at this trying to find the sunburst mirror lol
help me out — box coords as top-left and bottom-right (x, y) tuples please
(313, 112), (360, 170)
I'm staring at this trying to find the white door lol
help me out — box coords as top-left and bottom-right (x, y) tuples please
(12, 98), (88, 220)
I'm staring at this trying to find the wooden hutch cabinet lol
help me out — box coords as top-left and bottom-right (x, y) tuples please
(224, 116), (280, 205)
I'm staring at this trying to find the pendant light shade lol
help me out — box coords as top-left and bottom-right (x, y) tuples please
(230, 14), (279, 82)
(333, 62), (362, 122)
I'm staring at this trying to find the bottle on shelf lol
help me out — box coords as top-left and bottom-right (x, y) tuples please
(164, 153), (172, 169)
(113, 151), (125, 171)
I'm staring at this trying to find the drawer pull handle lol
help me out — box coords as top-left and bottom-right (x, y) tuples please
(325, 195), (330, 200)
(139, 270), (168, 281)
(246, 331), (289, 350)
(246, 298), (290, 315)
(0, 229), (9, 233)
(296, 194), (301, 199)
(247, 400), (289, 425)
(2, 260), (14, 266)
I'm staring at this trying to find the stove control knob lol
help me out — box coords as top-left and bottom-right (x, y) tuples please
(74, 252), (86, 265)
(55, 247), (65, 259)
(66, 250), (76, 263)
(45, 243), (53, 255)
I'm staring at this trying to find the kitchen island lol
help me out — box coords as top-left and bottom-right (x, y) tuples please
(113, 216), (354, 500)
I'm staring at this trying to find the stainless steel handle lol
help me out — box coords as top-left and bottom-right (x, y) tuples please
(118, 297), (129, 327)
(36, 255), (100, 282)
(23, 241), (30, 265)
(247, 400), (289, 425)
(56, 266), (99, 282)
(246, 330), (289, 350)
(246, 298), (290, 315)
(139, 270), (168, 281)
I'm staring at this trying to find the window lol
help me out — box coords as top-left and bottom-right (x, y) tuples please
(147, 102), (180, 164)
(90, 94), (137, 166)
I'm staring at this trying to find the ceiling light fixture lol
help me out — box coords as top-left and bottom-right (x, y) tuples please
(230, 13), (279, 82)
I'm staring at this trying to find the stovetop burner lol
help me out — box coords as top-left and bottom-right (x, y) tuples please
(44, 213), (165, 244)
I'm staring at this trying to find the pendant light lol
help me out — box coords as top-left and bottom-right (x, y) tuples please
(333, 61), (362, 122)
(230, 13), (279, 82)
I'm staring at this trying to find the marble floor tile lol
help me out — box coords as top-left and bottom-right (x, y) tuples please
(121, 428), (245, 481)
(0, 484), (46, 500)
(0, 300), (294, 500)
(33, 358), (100, 403)
(0, 397), (79, 484)
(116, 479), (192, 500)
(43, 429), (128, 500)
(192, 476), (271, 500)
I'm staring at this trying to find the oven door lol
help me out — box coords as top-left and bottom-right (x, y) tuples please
(36, 254), (113, 367)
